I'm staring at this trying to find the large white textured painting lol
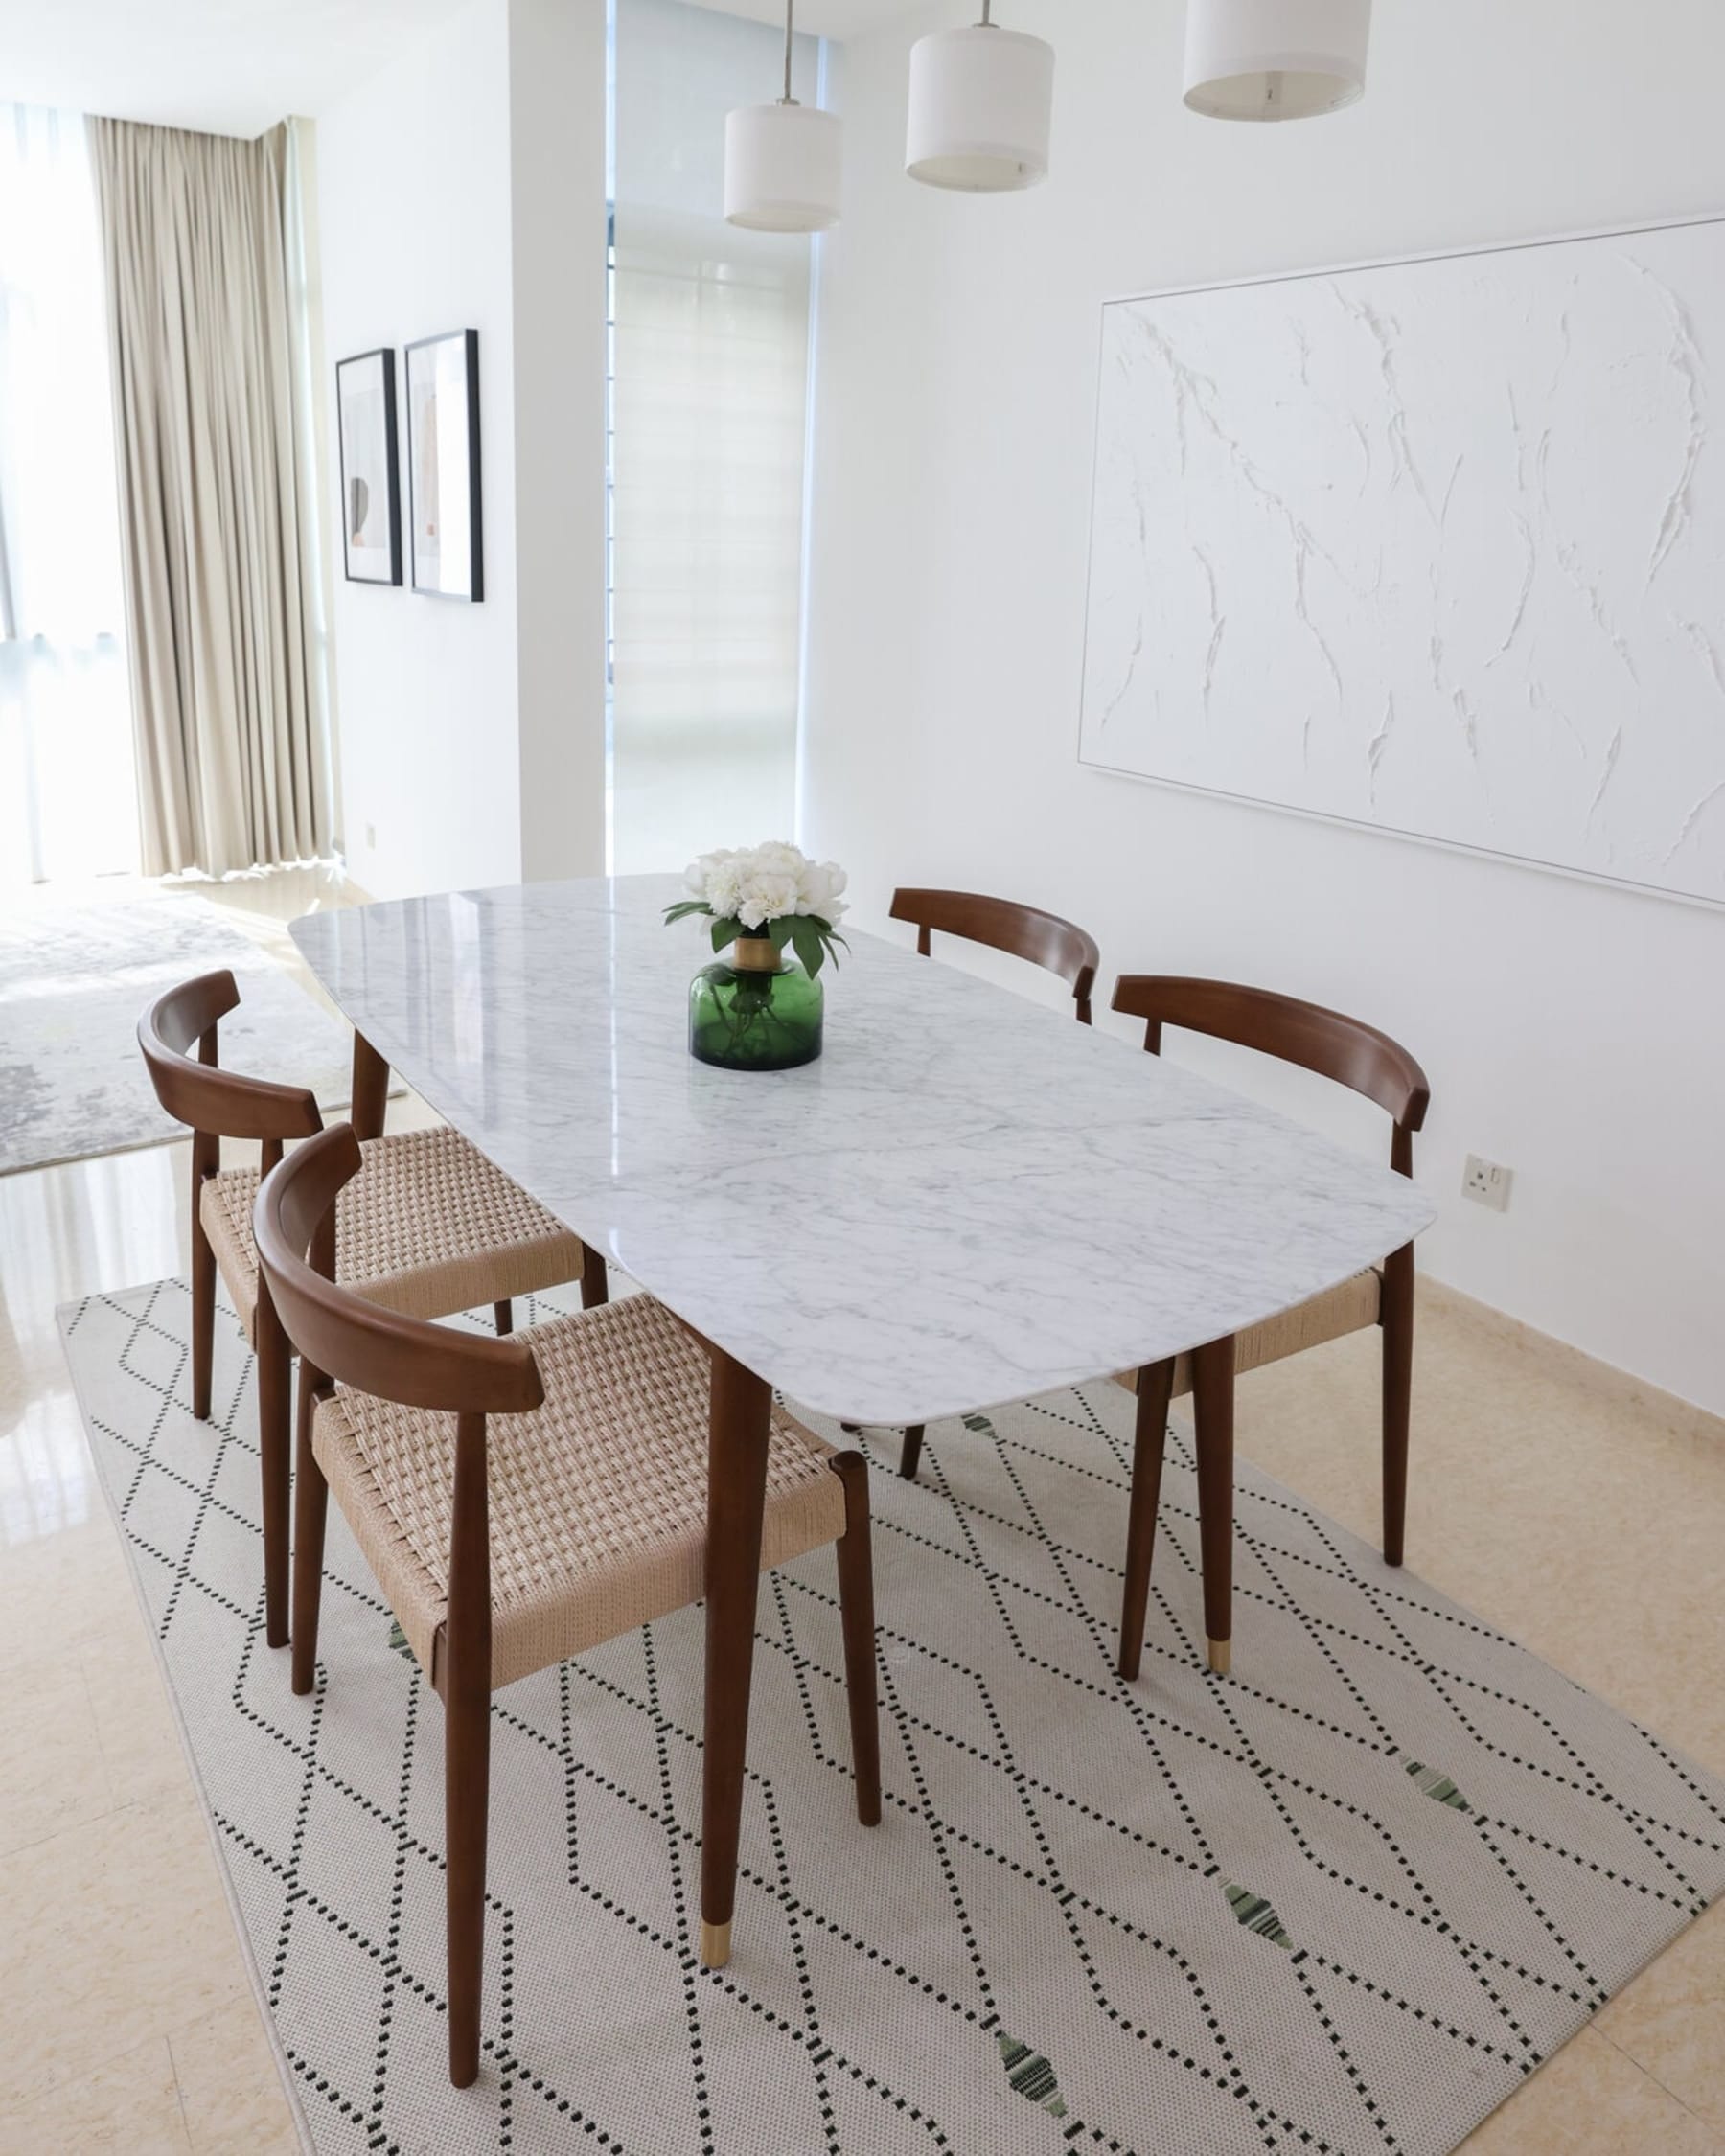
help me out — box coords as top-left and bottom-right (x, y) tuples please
(1079, 218), (1725, 906)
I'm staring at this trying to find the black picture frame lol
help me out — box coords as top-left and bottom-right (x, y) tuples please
(334, 348), (402, 585)
(404, 329), (484, 603)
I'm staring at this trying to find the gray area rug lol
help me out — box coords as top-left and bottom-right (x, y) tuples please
(0, 894), (366, 1175)
(60, 1277), (1725, 2156)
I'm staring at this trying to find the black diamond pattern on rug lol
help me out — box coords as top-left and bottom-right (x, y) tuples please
(58, 1278), (1725, 2156)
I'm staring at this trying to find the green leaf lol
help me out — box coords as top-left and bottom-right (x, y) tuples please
(662, 900), (710, 925)
(790, 916), (825, 976)
(710, 915), (743, 953)
(768, 917), (796, 949)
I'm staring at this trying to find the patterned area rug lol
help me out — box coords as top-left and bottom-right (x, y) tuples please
(59, 1278), (1725, 2156)
(0, 893), (369, 1174)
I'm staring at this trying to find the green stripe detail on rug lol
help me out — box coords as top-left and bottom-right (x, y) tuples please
(1404, 1759), (1473, 1811)
(1224, 1881), (1296, 1950)
(996, 2031), (1068, 2119)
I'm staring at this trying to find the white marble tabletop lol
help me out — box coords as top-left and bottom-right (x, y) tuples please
(292, 876), (1436, 1426)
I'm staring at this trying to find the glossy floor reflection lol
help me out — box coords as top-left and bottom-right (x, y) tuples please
(0, 872), (1721, 2151)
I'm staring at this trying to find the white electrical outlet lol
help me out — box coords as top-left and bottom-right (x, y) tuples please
(1462, 1155), (1512, 1212)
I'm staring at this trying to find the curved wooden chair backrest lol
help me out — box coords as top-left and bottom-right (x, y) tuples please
(1111, 975), (1430, 1175)
(137, 970), (323, 1148)
(254, 1124), (545, 1418)
(890, 888), (1101, 1024)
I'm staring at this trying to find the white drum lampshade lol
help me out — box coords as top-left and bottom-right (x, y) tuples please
(906, 17), (1056, 193)
(724, 102), (842, 231)
(1184, 0), (1371, 121)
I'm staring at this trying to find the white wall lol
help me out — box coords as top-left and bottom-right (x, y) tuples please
(317, 0), (606, 901)
(511, 0), (608, 886)
(805, 0), (1725, 1415)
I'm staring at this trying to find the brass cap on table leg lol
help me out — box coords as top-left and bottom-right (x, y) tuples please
(699, 1919), (732, 1970)
(1208, 1638), (1231, 1677)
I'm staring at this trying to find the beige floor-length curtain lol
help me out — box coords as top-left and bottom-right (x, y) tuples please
(89, 117), (332, 877)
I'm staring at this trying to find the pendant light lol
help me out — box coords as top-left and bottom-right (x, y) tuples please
(1184, 0), (1371, 122)
(906, 1), (1055, 194)
(724, 0), (842, 233)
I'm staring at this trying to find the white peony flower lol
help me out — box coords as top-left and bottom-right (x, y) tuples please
(794, 859), (848, 919)
(752, 839), (805, 879)
(736, 868), (799, 928)
(705, 861), (746, 921)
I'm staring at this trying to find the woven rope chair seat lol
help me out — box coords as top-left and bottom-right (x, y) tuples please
(1116, 1268), (1381, 1397)
(202, 1126), (586, 1342)
(312, 1290), (847, 1692)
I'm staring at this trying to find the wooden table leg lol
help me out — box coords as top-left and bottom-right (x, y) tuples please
(700, 1346), (773, 1971)
(1117, 1358), (1176, 1682)
(1191, 1333), (1236, 1677)
(350, 1031), (389, 1142)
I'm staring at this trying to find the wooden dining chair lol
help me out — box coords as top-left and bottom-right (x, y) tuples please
(256, 1123), (882, 2088)
(890, 886), (1101, 1025)
(1110, 976), (1430, 1682)
(138, 969), (606, 1651)
(886, 887), (1103, 1480)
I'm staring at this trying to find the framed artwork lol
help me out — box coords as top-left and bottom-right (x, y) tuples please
(334, 348), (401, 585)
(405, 329), (483, 602)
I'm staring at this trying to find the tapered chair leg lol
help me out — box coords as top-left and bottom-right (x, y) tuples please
(290, 1374), (331, 1697)
(191, 1181), (216, 1414)
(830, 1453), (882, 1827)
(700, 1350), (773, 1971)
(255, 1286), (293, 1650)
(1117, 1359), (1176, 1681)
(1380, 1245), (1414, 1568)
(446, 1411), (493, 2088)
(1192, 1335), (1236, 1676)
(899, 1426), (925, 1480)
(581, 1250), (610, 1310)
(493, 1299), (513, 1336)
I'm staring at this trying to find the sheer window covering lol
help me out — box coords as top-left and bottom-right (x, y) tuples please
(610, 0), (821, 875)
(0, 103), (137, 884)
(91, 115), (333, 879)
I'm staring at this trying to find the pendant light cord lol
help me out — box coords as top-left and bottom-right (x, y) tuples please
(783, 0), (797, 104)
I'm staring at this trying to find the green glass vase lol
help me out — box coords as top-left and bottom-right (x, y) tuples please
(688, 936), (824, 1071)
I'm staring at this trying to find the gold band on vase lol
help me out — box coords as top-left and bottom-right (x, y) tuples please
(732, 936), (783, 972)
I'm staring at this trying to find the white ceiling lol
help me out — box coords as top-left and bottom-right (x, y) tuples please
(0, 0), (918, 140)
(0, 0), (478, 137)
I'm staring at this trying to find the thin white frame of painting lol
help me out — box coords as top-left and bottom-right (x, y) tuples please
(1076, 212), (1725, 914)
(405, 329), (484, 603)
(335, 348), (401, 586)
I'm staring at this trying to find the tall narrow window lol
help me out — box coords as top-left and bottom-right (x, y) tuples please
(610, 0), (820, 875)
(0, 103), (136, 885)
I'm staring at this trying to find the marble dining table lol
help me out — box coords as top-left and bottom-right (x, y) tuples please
(291, 873), (1436, 1967)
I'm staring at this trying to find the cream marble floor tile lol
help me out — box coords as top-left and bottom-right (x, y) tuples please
(81, 1611), (196, 1811)
(0, 2035), (193, 2155)
(0, 1790), (249, 2113)
(1597, 1898), (1725, 2140)
(0, 1650), (113, 1861)
(169, 1999), (300, 2155)
(0, 1502), (149, 1665)
(1455, 2025), (1723, 2153)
